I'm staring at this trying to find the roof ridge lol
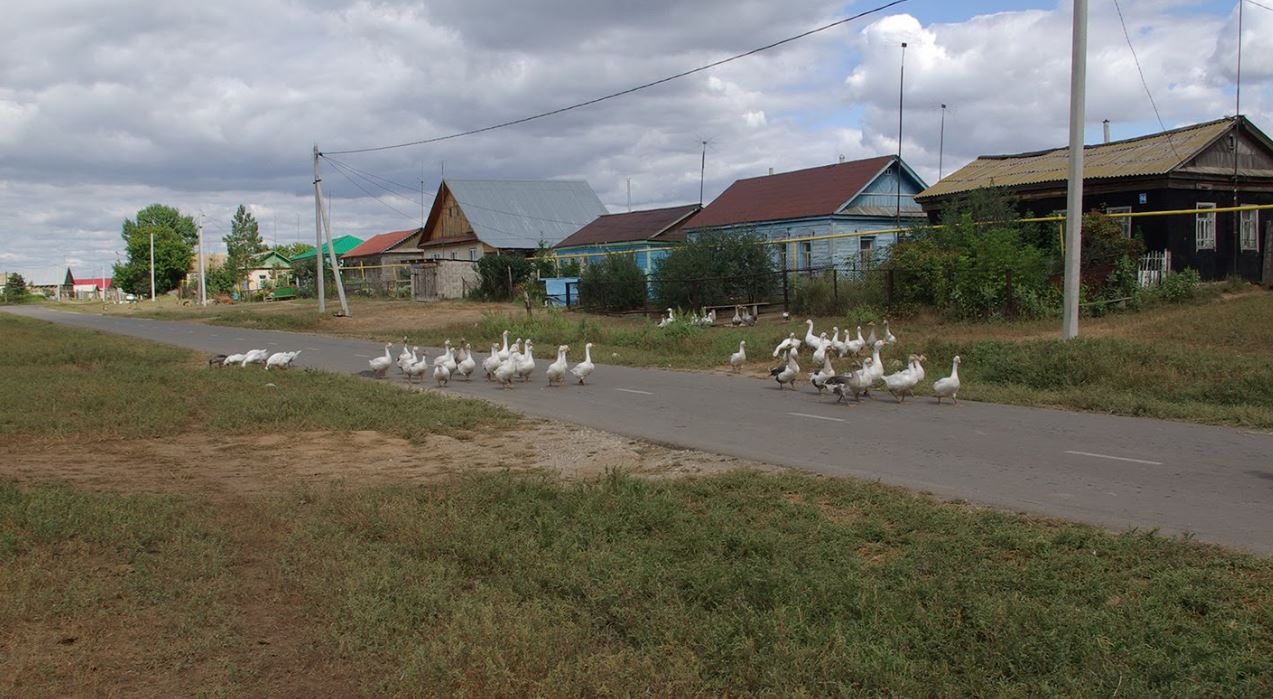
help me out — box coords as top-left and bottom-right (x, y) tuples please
(731, 155), (894, 183)
(979, 116), (1234, 161)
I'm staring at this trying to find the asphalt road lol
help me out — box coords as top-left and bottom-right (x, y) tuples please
(8, 305), (1273, 555)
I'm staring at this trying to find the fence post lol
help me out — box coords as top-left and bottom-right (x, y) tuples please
(1004, 269), (1015, 319)
(565, 282), (572, 308)
(780, 246), (790, 314)
(885, 269), (895, 308)
(832, 268), (839, 305)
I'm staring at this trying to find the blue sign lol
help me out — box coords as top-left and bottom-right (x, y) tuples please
(1138, 193), (1147, 204)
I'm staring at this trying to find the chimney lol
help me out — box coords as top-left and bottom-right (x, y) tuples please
(768, 167), (773, 176)
(1103, 119), (1110, 144)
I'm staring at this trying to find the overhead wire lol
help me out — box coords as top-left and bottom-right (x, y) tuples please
(322, 0), (909, 155)
(321, 155), (431, 200)
(1246, 0), (1273, 13)
(1112, 0), (1183, 162)
(322, 157), (420, 221)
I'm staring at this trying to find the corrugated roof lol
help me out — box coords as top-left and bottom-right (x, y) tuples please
(445, 179), (608, 249)
(685, 156), (897, 230)
(343, 229), (420, 258)
(291, 235), (363, 260)
(554, 204), (701, 249)
(916, 117), (1233, 200)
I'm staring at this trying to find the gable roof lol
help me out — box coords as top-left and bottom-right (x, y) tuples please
(685, 156), (911, 230)
(916, 116), (1273, 201)
(253, 250), (291, 267)
(72, 277), (112, 289)
(431, 179), (608, 249)
(291, 235), (363, 260)
(554, 204), (701, 249)
(342, 229), (421, 259)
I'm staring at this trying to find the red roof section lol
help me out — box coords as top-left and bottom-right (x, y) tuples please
(341, 229), (420, 258)
(685, 156), (895, 229)
(554, 204), (701, 248)
(72, 276), (112, 289)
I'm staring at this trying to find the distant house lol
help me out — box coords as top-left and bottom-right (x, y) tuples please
(245, 250), (292, 292)
(418, 179), (608, 261)
(290, 235), (364, 264)
(341, 228), (425, 293)
(682, 156), (929, 270)
(65, 270), (114, 300)
(553, 204), (701, 274)
(915, 116), (1273, 282)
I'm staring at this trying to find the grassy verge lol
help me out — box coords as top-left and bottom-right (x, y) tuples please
(278, 471), (1272, 696)
(0, 313), (516, 443)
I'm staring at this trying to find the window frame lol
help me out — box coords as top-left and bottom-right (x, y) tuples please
(1195, 202), (1217, 251)
(1239, 209), (1259, 252)
(1106, 205), (1132, 238)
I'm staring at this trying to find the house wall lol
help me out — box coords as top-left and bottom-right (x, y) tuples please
(554, 241), (678, 274)
(412, 260), (479, 301)
(420, 242), (494, 262)
(687, 215), (922, 271)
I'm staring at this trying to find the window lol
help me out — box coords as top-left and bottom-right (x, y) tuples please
(799, 241), (812, 271)
(468, 248), (476, 261)
(859, 236), (875, 267)
(1106, 206), (1132, 237)
(1195, 203), (1216, 250)
(1240, 210), (1259, 252)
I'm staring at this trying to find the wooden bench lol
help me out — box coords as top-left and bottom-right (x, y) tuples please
(266, 286), (297, 302)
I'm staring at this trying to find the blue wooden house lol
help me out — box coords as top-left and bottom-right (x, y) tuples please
(553, 203), (701, 274)
(682, 155), (928, 270)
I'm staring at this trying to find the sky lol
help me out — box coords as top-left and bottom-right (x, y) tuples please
(2, 0), (1270, 283)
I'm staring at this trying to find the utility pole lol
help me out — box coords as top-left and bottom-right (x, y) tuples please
(895, 41), (907, 230)
(1233, 0), (1243, 277)
(938, 104), (947, 181)
(313, 145), (326, 314)
(627, 177), (632, 212)
(197, 212), (207, 306)
(149, 228), (156, 303)
(1062, 0), (1088, 340)
(313, 146), (350, 316)
(699, 141), (707, 206)
(421, 164), (426, 229)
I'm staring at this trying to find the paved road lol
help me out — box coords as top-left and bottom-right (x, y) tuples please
(8, 305), (1273, 554)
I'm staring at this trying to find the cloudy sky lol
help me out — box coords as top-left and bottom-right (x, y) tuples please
(2, 0), (1269, 282)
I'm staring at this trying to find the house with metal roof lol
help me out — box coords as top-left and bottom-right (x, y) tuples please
(553, 204), (700, 274)
(916, 116), (1273, 282)
(290, 235), (364, 262)
(245, 250), (293, 292)
(418, 179), (608, 261)
(341, 228), (425, 294)
(682, 155), (929, 271)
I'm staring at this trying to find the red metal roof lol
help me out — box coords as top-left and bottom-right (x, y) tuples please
(553, 204), (701, 249)
(341, 229), (420, 258)
(72, 276), (112, 289)
(685, 156), (896, 229)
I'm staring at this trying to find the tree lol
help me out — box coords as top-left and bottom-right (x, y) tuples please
(3, 273), (28, 303)
(475, 254), (533, 299)
(113, 224), (194, 296)
(651, 230), (777, 309)
(223, 205), (266, 289)
(122, 204), (198, 248)
(578, 253), (646, 312)
(273, 242), (313, 259)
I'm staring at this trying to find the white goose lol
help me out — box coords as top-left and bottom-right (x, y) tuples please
(771, 347), (799, 390)
(811, 332), (830, 366)
(433, 358), (451, 387)
(405, 349), (429, 385)
(396, 341), (413, 373)
(496, 330), (512, 362)
(933, 356), (962, 404)
(883, 320), (897, 345)
(809, 353), (835, 393)
(494, 353), (518, 389)
(570, 342), (595, 384)
(368, 342), (393, 378)
(832, 357), (874, 403)
(731, 305), (743, 326)
(829, 327), (848, 357)
(803, 319), (820, 349)
(265, 350), (300, 370)
(516, 340), (536, 382)
(772, 333), (801, 358)
(456, 343), (477, 381)
(728, 340), (746, 373)
(865, 321), (878, 347)
(545, 344), (569, 386)
(845, 326), (866, 356)
(223, 352), (246, 366)
(881, 355), (922, 403)
(241, 348), (270, 367)
(482, 343), (501, 380)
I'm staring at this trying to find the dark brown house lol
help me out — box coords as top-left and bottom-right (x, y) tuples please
(915, 116), (1273, 282)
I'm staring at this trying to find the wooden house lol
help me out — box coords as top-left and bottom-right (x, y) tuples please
(553, 204), (700, 274)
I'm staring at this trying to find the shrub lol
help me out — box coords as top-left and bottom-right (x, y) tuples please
(1157, 268), (1201, 303)
(475, 254), (533, 300)
(578, 254), (646, 312)
(652, 231), (776, 309)
(3, 273), (28, 303)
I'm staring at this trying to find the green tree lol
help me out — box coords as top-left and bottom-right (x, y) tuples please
(223, 205), (266, 290)
(122, 204), (198, 248)
(3, 273), (28, 303)
(112, 224), (194, 296)
(578, 253), (646, 312)
(475, 254), (533, 300)
(273, 242), (313, 260)
(651, 230), (776, 309)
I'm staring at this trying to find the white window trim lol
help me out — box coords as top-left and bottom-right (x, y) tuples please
(1195, 203), (1216, 251)
(1239, 210), (1259, 252)
(1106, 206), (1132, 238)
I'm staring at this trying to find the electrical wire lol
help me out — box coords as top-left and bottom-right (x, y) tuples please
(1246, 0), (1273, 13)
(321, 155), (431, 200)
(322, 0), (909, 155)
(1113, 0), (1183, 162)
(323, 158), (420, 221)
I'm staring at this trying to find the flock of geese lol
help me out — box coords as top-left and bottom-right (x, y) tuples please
(212, 348), (301, 370)
(368, 330), (595, 389)
(731, 319), (963, 404)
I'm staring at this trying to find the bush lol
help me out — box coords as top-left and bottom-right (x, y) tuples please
(475, 254), (533, 300)
(3, 273), (28, 303)
(652, 230), (776, 309)
(578, 254), (646, 312)
(791, 273), (845, 317)
(1157, 268), (1201, 303)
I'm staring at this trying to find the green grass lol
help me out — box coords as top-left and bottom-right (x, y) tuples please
(0, 314), (516, 443)
(276, 471), (1273, 696)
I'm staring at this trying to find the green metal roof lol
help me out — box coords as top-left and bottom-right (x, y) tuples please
(290, 235), (363, 260)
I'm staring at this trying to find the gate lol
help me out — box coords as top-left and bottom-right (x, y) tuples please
(1137, 249), (1170, 287)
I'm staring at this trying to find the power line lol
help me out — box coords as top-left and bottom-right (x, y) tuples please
(1112, 0), (1182, 162)
(322, 155), (431, 200)
(1247, 0), (1273, 13)
(323, 0), (910, 156)
(323, 158), (419, 221)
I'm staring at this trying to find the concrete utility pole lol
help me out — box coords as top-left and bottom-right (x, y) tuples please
(197, 213), (207, 306)
(313, 145), (326, 314)
(312, 145), (350, 317)
(149, 229), (156, 303)
(895, 41), (907, 230)
(699, 140), (707, 205)
(938, 104), (947, 180)
(1062, 0), (1088, 340)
